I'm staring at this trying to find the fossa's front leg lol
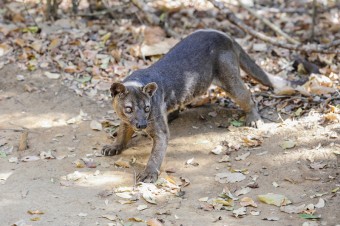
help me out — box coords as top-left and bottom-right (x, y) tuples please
(137, 113), (169, 183)
(102, 122), (134, 156)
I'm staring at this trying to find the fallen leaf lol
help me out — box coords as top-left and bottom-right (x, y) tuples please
(82, 158), (96, 168)
(30, 217), (40, 221)
(315, 198), (325, 208)
(240, 197), (257, 207)
(147, 218), (163, 226)
(310, 162), (327, 170)
(115, 192), (133, 199)
(141, 38), (178, 57)
(114, 158), (130, 168)
(211, 145), (224, 155)
(258, 193), (292, 206)
(142, 190), (157, 204)
(280, 204), (306, 214)
(235, 187), (251, 196)
(218, 155), (230, 162)
(279, 140), (296, 149)
(101, 214), (117, 221)
(250, 210), (261, 216)
(299, 214), (321, 219)
(40, 150), (55, 159)
(235, 152), (250, 161)
(21, 156), (40, 162)
(48, 38), (60, 50)
(185, 157), (199, 166)
(128, 217), (143, 222)
(199, 197), (209, 202)
(137, 205), (148, 211)
(8, 157), (18, 163)
(27, 210), (44, 215)
(0, 43), (12, 57)
(215, 172), (246, 183)
(242, 136), (262, 147)
(16, 74), (25, 81)
(118, 200), (135, 204)
(230, 120), (243, 127)
(180, 176), (190, 187)
(101, 32), (111, 44)
(66, 171), (83, 181)
(272, 182), (279, 187)
(90, 120), (103, 131)
(233, 207), (247, 217)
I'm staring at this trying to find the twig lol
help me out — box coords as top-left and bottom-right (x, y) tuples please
(311, 0), (317, 41)
(101, 0), (115, 18)
(18, 130), (29, 152)
(23, 0), (39, 27)
(237, 0), (300, 44)
(208, 0), (340, 54)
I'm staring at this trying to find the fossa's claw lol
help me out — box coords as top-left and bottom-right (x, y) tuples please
(101, 145), (122, 156)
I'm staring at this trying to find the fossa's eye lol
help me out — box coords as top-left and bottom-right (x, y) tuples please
(125, 107), (132, 113)
(145, 106), (150, 113)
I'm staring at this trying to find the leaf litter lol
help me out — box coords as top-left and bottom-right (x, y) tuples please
(1, 0), (340, 225)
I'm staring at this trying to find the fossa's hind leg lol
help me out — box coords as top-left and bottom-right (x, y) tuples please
(214, 51), (263, 128)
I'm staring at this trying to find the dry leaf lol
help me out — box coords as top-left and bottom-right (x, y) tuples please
(215, 172), (246, 183)
(90, 120), (102, 131)
(147, 218), (163, 226)
(280, 140), (296, 149)
(235, 152), (250, 161)
(233, 207), (247, 217)
(48, 38), (60, 50)
(235, 187), (251, 196)
(240, 197), (258, 207)
(280, 204), (306, 214)
(258, 193), (292, 206)
(101, 214), (117, 221)
(114, 158), (130, 168)
(211, 145), (224, 155)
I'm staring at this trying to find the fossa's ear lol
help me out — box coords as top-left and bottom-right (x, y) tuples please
(110, 83), (126, 97)
(143, 82), (158, 97)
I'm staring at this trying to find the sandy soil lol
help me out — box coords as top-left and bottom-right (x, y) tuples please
(0, 64), (339, 226)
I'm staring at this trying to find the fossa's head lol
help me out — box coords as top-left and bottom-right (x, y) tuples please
(110, 82), (158, 131)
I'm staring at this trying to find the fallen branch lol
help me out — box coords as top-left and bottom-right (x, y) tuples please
(237, 0), (300, 44)
(209, 0), (340, 54)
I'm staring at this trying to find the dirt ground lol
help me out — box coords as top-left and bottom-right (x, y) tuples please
(0, 64), (339, 226)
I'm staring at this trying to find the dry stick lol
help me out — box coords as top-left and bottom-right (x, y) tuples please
(237, 0), (300, 45)
(209, 0), (340, 54)
(311, 0), (317, 41)
(18, 130), (29, 152)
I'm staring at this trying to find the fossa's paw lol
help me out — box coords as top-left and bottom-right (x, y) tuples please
(245, 112), (263, 128)
(137, 169), (159, 183)
(101, 144), (123, 156)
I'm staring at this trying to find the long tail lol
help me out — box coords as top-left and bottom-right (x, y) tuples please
(234, 42), (273, 88)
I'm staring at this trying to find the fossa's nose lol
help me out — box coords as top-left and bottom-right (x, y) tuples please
(136, 123), (147, 129)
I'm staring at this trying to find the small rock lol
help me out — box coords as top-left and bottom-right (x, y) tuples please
(16, 74), (25, 81)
